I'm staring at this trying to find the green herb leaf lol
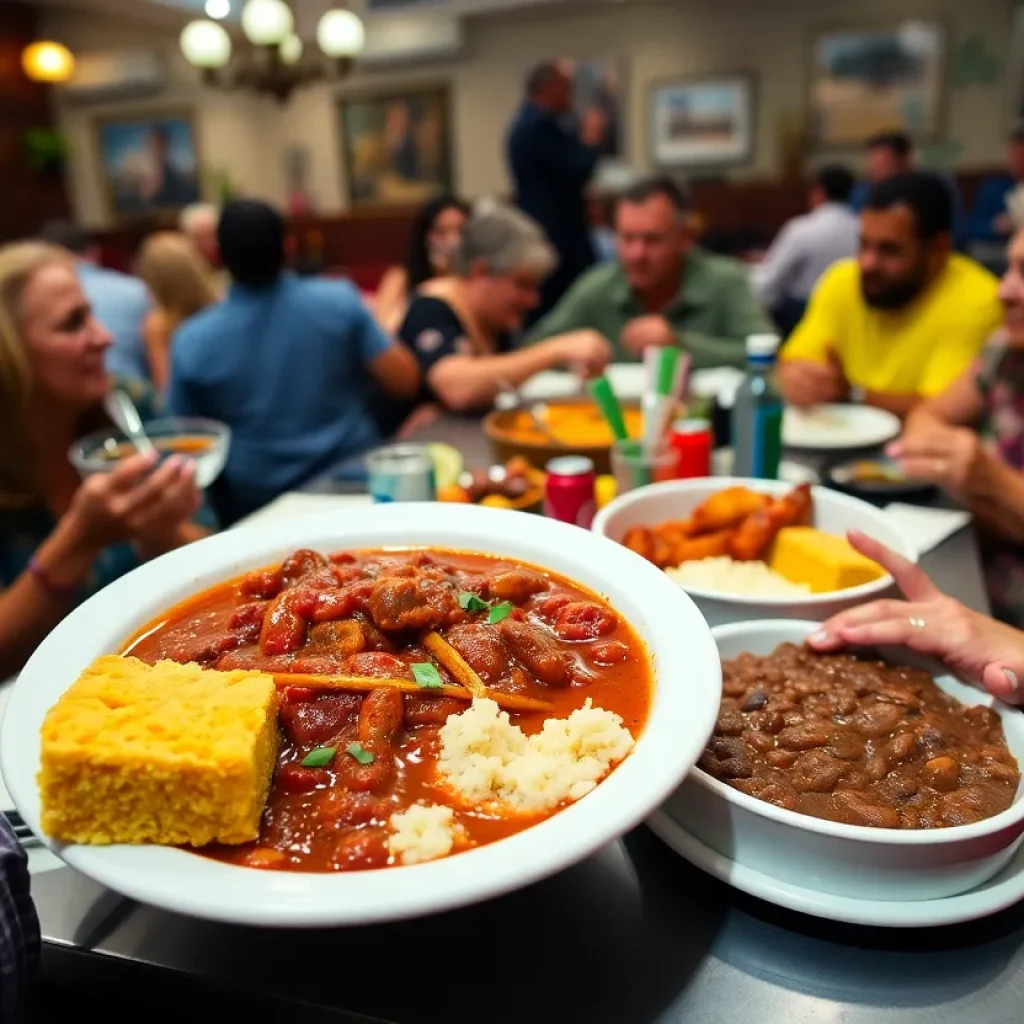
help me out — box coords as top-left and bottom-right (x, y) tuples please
(345, 741), (375, 766)
(411, 662), (444, 689)
(487, 602), (514, 625)
(301, 746), (336, 768)
(458, 591), (490, 612)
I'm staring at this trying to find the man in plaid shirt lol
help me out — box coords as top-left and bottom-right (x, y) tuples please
(0, 815), (38, 1021)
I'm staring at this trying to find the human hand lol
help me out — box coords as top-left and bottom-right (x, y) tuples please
(809, 530), (1024, 704)
(551, 330), (612, 379)
(778, 353), (846, 408)
(620, 315), (678, 357)
(67, 451), (202, 552)
(886, 424), (994, 497)
(580, 107), (607, 147)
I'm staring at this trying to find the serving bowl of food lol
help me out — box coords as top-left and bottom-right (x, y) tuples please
(437, 457), (546, 512)
(654, 620), (1024, 901)
(2, 503), (721, 927)
(69, 416), (231, 490)
(592, 478), (915, 625)
(484, 399), (644, 474)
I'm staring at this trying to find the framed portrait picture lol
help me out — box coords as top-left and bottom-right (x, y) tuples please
(94, 111), (201, 220)
(649, 73), (756, 168)
(338, 85), (454, 208)
(810, 21), (946, 147)
(571, 59), (625, 160)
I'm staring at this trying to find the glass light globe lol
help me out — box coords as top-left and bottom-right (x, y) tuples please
(316, 9), (365, 58)
(21, 41), (75, 83)
(205, 0), (231, 19)
(180, 19), (232, 69)
(241, 0), (294, 46)
(279, 33), (303, 65)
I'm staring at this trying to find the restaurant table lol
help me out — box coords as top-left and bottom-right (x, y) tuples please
(30, 419), (1024, 1024)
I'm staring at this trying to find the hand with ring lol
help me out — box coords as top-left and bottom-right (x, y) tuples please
(885, 422), (990, 497)
(809, 530), (1024, 705)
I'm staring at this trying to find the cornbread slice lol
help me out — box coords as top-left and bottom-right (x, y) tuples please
(39, 656), (278, 847)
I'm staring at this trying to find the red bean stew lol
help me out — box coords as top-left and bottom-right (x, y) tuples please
(123, 548), (651, 871)
(701, 643), (1020, 829)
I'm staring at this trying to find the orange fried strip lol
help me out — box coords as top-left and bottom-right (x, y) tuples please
(690, 487), (771, 534)
(423, 631), (488, 698)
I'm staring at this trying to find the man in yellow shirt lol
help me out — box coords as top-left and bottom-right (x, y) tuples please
(780, 171), (1002, 417)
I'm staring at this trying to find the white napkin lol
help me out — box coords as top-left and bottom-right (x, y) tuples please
(233, 492), (372, 527)
(883, 503), (971, 555)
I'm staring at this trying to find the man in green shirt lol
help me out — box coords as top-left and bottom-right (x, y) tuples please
(526, 176), (773, 368)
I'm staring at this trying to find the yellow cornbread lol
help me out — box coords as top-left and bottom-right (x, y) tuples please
(39, 656), (278, 847)
(769, 527), (884, 594)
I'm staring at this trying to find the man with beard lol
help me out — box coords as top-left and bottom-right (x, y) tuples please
(780, 172), (1002, 417)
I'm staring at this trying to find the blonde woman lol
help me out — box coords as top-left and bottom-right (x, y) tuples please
(136, 232), (218, 391)
(0, 242), (211, 677)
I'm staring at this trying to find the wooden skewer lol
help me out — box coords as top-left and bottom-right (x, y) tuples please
(273, 673), (552, 714)
(422, 631), (488, 698)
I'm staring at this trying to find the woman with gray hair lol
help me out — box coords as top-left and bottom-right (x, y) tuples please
(394, 200), (610, 415)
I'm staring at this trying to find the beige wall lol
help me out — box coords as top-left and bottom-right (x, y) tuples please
(44, 0), (1018, 227)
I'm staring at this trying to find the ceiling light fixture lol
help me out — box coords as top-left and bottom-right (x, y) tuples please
(181, 1), (364, 104)
(205, 0), (231, 19)
(21, 41), (75, 84)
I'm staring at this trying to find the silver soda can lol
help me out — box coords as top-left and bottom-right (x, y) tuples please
(366, 444), (437, 503)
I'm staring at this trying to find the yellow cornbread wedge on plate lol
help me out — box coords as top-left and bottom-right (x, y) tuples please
(769, 526), (885, 595)
(38, 656), (278, 847)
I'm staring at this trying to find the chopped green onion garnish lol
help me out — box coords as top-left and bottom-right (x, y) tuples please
(458, 591), (489, 612)
(411, 662), (444, 688)
(345, 742), (375, 766)
(301, 746), (336, 768)
(487, 602), (514, 625)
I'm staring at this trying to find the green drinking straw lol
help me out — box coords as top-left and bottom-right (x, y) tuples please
(589, 376), (629, 441)
(656, 346), (680, 397)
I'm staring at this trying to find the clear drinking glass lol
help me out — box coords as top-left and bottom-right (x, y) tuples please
(610, 440), (680, 495)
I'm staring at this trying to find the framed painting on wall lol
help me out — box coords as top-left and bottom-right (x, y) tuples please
(338, 85), (454, 208)
(809, 21), (946, 147)
(571, 59), (625, 160)
(94, 111), (201, 220)
(649, 73), (756, 168)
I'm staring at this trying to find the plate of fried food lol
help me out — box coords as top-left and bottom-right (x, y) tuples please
(592, 478), (915, 625)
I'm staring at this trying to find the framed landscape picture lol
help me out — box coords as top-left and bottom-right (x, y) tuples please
(95, 111), (201, 220)
(649, 73), (756, 168)
(810, 21), (946, 147)
(339, 85), (454, 208)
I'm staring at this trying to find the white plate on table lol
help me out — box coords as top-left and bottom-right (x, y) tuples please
(518, 364), (647, 404)
(647, 810), (1024, 929)
(711, 449), (818, 485)
(783, 404), (901, 451)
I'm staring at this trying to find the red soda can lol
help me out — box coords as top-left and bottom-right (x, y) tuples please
(544, 456), (597, 528)
(669, 418), (713, 479)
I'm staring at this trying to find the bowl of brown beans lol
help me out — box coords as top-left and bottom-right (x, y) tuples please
(657, 620), (1024, 902)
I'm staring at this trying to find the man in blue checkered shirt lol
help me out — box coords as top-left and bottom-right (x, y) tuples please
(0, 815), (38, 1021)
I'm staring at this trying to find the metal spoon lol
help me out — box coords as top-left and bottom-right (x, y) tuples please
(104, 389), (158, 459)
(495, 379), (564, 447)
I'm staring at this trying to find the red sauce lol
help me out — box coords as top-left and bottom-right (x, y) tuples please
(123, 548), (651, 872)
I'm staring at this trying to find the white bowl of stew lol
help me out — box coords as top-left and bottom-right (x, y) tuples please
(69, 416), (230, 490)
(592, 478), (915, 627)
(658, 620), (1024, 902)
(1, 503), (721, 927)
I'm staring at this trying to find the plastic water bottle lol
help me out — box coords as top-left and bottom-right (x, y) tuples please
(732, 334), (783, 480)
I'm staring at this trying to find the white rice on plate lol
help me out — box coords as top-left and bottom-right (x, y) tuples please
(667, 556), (810, 597)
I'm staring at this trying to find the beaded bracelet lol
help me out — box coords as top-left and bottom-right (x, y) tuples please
(27, 557), (78, 600)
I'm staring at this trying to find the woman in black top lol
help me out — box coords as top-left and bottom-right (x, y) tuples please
(397, 201), (611, 417)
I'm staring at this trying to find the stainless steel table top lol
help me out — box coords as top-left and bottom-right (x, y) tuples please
(32, 419), (1023, 1024)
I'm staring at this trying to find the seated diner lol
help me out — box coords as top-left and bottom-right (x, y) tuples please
(780, 172), (1002, 417)
(0, 242), (210, 679)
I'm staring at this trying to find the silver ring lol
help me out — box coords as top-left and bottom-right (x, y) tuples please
(909, 617), (926, 629)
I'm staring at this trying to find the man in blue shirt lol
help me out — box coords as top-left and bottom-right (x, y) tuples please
(849, 132), (966, 250)
(507, 60), (607, 322)
(169, 200), (420, 524)
(968, 127), (1024, 247)
(39, 221), (150, 383)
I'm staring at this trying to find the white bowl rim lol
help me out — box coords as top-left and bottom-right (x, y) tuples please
(1, 503), (722, 927)
(591, 477), (918, 606)
(697, 618), (1024, 846)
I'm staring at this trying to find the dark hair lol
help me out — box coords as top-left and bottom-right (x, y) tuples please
(218, 199), (285, 287)
(865, 131), (912, 159)
(619, 176), (692, 214)
(863, 171), (952, 241)
(815, 164), (855, 204)
(525, 60), (563, 99)
(405, 195), (470, 289)
(37, 220), (92, 256)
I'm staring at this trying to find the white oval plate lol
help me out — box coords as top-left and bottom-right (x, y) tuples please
(2, 504), (722, 928)
(783, 404), (901, 451)
(518, 364), (648, 404)
(647, 810), (1024, 928)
